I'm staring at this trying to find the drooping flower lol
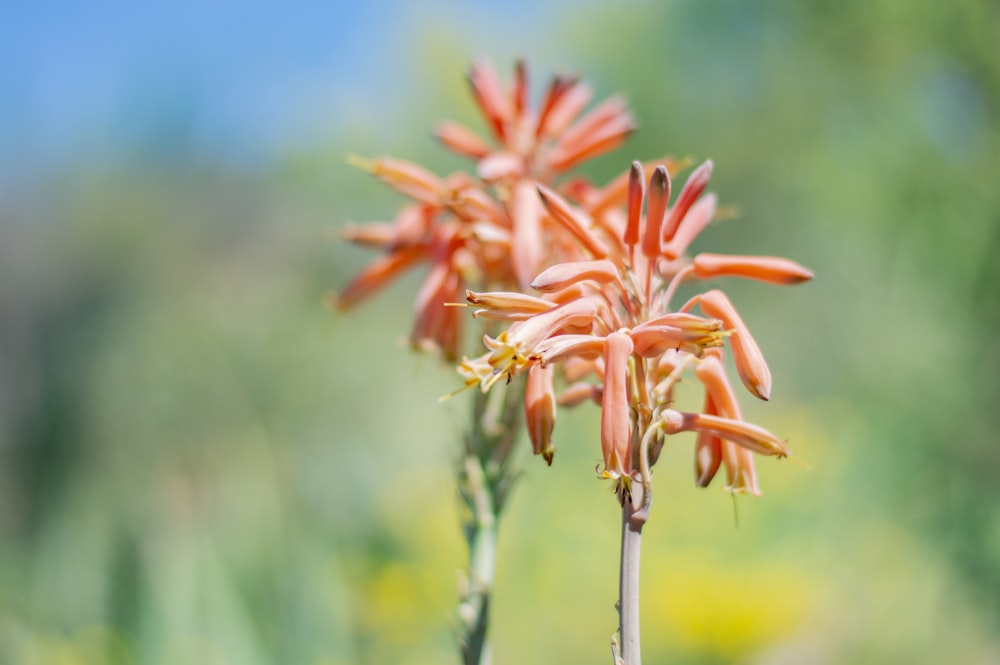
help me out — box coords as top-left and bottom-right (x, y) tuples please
(457, 159), (812, 498)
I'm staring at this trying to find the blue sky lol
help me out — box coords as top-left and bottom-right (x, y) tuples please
(2, 0), (607, 172)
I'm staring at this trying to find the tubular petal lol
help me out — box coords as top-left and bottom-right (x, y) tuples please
(662, 409), (789, 458)
(693, 352), (760, 493)
(548, 111), (636, 173)
(467, 59), (512, 142)
(465, 289), (555, 314)
(341, 222), (396, 248)
(722, 441), (761, 496)
(510, 179), (545, 289)
(334, 245), (425, 311)
(641, 166), (671, 259)
(663, 193), (717, 260)
(536, 184), (610, 258)
(601, 332), (634, 476)
(623, 161), (644, 248)
(554, 96), (632, 155)
(693, 253), (815, 285)
(530, 259), (620, 293)
(525, 364), (557, 464)
(694, 397), (724, 487)
(434, 121), (491, 159)
(369, 157), (445, 206)
(662, 160), (713, 242)
(478, 152), (523, 183)
(512, 59), (528, 118)
(532, 334), (607, 365)
(538, 79), (592, 139)
(695, 351), (743, 420)
(698, 290), (772, 401)
(588, 156), (681, 218)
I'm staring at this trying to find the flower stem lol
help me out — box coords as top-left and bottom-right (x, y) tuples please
(617, 498), (644, 665)
(457, 381), (524, 665)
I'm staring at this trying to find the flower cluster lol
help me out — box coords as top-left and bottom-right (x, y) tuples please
(457, 161), (812, 497)
(335, 60), (636, 360)
(336, 59), (812, 499)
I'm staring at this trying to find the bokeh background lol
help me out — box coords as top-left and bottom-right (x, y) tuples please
(3, 1), (999, 663)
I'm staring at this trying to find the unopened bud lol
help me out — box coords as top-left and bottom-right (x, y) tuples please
(693, 253), (814, 285)
(525, 364), (557, 464)
(641, 166), (671, 259)
(530, 259), (620, 293)
(601, 332), (634, 477)
(662, 160), (713, 242)
(698, 290), (772, 400)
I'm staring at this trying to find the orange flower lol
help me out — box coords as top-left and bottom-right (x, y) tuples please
(337, 60), (638, 358)
(697, 289), (772, 401)
(439, 59), (636, 182)
(525, 364), (557, 464)
(661, 409), (789, 458)
(456, 157), (811, 496)
(601, 332), (634, 478)
(692, 253), (814, 285)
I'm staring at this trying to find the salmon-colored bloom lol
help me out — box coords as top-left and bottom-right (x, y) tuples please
(440, 59), (636, 182)
(661, 409), (789, 458)
(336, 60), (637, 359)
(455, 157), (811, 498)
(692, 253), (814, 285)
(601, 332), (634, 478)
(530, 259), (621, 293)
(696, 289), (772, 401)
(525, 363), (557, 464)
(695, 350), (761, 495)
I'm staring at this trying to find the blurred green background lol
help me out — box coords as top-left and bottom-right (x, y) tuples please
(3, 1), (999, 663)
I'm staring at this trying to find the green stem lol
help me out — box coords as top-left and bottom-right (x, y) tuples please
(459, 452), (497, 665)
(457, 380), (524, 665)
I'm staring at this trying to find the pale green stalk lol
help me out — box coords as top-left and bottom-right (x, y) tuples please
(456, 381), (524, 665)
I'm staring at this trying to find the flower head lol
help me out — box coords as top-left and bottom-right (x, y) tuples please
(456, 159), (812, 499)
(335, 61), (637, 358)
(438, 60), (636, 182)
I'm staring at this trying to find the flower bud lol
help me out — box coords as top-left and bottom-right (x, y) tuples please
(661, 409), (789, 458)
(525, 364), (557, 464)
(467, 59), (512, 141)
(663, 193), (716, 260)
(478, 152), (523, 183)
(548, 96), (635, 172)
(434, 121), (491, 159)
(601, 332), (634, 477)
(693, 253), (814, 285)
(623, 161), (644, 248)
(362, 156), (444, 206)
(334, 246), (425, 311)
(662, 160), (713, 242)
(694, 397), (723, 488)
(510, 179), (544, 289)
(698, 290), (772, 400)
(530, 259), (620, 293)
(465, 289), (554, 320)
(642, 166), (671, 259)
(536, 184), (610, 258)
